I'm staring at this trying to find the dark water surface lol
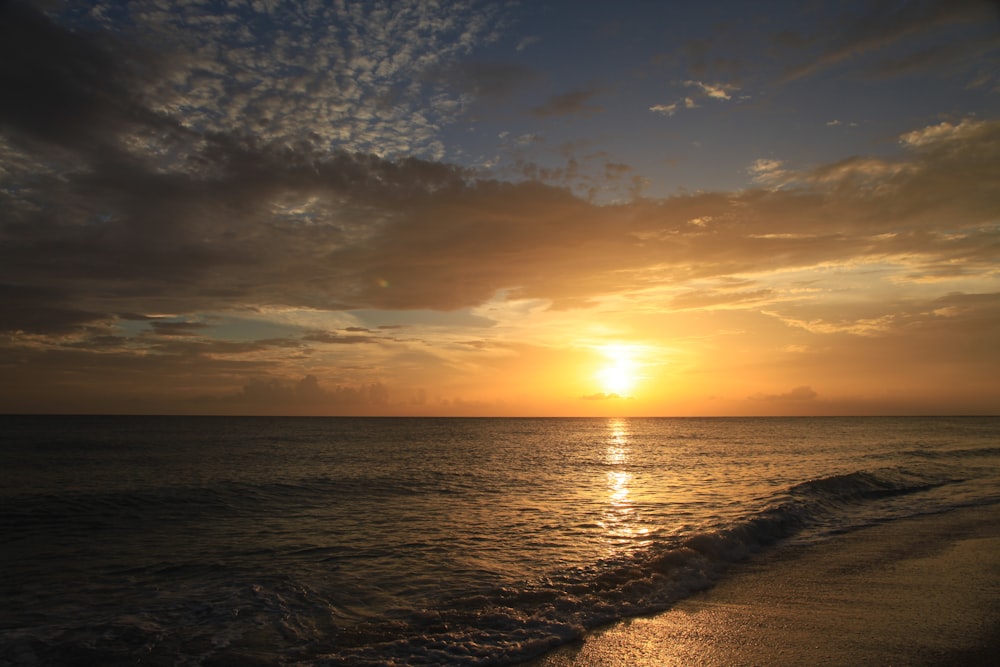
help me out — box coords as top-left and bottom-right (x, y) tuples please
(2, 416), (998, 665)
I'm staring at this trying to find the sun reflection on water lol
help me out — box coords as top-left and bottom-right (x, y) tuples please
(599, 418), (649, 547)
(608, 470), (630, 505)
(605, 418), (629, 465)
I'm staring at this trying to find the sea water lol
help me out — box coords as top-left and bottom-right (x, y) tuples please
(2, 416), (998, 665)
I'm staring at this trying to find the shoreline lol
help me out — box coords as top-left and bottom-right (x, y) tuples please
(526, 503), (1000, 666)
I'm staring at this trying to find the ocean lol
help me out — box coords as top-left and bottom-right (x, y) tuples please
(2, 416), (998, 666)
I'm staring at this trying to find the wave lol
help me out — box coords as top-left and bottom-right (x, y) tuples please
(296, 466), (962, 665)
(0, 465), (977, 666)
(892, 445), (1000, 460)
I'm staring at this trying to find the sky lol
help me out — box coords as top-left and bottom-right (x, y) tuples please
(1, 0), (999, 416)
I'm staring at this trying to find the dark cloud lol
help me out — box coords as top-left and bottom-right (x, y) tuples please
(4, 115), (1000, 337)
(6, 116), (999, 342)
(149, 321), (210, 337)
(0, 2), (168, 153)
(302, 331), (381, 345)
(0, 284), (107, 335)
(141, 337), (304, 358)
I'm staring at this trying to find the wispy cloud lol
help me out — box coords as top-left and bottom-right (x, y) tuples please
(778, 0), (996, 82)
(650, 81), (738, 119)
(898, 118), (989, 147)
(683, 80), (739, 100)
(516, 35), (540, 52)
(747, 158), (787, 185)
(649, 103), (678, 116)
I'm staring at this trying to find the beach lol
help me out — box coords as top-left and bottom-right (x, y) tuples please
(528, 503), (1000, 667)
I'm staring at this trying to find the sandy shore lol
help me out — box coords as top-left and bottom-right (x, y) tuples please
(527, 504), (1000, 667)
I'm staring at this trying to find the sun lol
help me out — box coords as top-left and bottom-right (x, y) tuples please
(595, 344), (641, 396)
(598, 364), (636, 396)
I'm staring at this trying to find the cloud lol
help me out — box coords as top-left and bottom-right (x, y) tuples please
(670, 289), (775, 311)
(16, 109), (1000, 288)
(514, 133), (544, 146)
(779, 0), (997, 82)
(0, 1), (177, 157)
(603, 162), (632, 181)
(516, 35), (540, 52)
(649, 103), (678, 116)
(898, 118), (991, 148)
(302, 330), (382, 345)
(149, 321), (211, 337)
(863, 33), (999, 81)
(767, 312), (899, 337)
(530, 88), (604, 117)
(1, 0), (501, 161)
(749, 158), (784, 174)
(651, 82), (735, 119)
(748, 158), (788, 185)
(4, 115), (999, 344)
(683, 80), (738, 100)
(0, 284), (108, 335)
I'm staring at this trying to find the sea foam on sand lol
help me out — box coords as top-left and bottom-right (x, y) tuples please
(529, 504), (1000, 667)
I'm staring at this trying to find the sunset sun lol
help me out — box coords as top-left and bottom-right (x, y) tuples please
(596, 345), (642, 397)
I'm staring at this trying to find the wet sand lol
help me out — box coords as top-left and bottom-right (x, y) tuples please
(528, 504), (1000, 666)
